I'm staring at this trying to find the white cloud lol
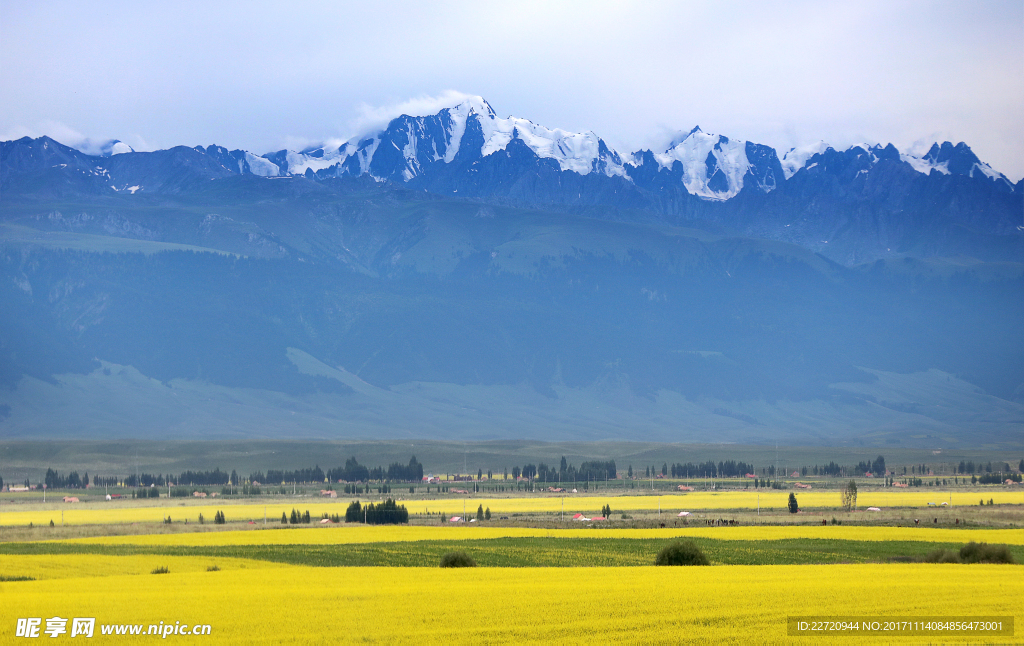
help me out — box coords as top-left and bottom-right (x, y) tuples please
(349, 90), (476, 137)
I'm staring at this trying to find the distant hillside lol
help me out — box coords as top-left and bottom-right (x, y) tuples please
(1, 179), (1022, 447)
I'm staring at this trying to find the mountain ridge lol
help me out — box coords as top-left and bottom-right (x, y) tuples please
(4, 97), (1020, 266)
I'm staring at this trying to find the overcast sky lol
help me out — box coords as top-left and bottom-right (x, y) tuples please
(3, 0), (1022, 179)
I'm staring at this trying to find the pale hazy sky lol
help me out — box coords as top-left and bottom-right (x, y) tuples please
(3, 0), (1022, 179)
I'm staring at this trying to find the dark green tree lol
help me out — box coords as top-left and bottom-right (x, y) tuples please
(788, 492), (799, 514)
(485, 507), (491, 520)
(345, 501), (362, 523)
(440, 551), (476, 568)
(476, 504), (484, 521)
(655, 541), (709, 566)
(281, 512), (287, 524)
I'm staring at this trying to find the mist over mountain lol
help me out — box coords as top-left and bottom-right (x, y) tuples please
(1, 99), (1022, 447)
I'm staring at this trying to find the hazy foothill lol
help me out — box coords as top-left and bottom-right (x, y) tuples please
(1, 103), (1022, 445)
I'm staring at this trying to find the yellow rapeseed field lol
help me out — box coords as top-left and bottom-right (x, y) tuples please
(0, 554), (286, 581)
(1, 489), (1019, 526)
(62, 525), (1024, 547)
(1, 565), (1020, 643)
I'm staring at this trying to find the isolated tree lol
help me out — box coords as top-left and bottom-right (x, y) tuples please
(841, 480), (858, 511)
(476, 504), (484, 521)
(281, 512), (287, 524)
(655, 540), (709, 566)
(477, 468), (482, 480)
(440, 551), (476, 568)
(485, 507), (491, 520)
(627, 465), (633, 478)
(788, 492), (799, 514)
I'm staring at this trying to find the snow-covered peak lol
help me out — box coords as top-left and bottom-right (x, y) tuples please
(650, 128), (770, 200)
(268, 96), (627, 180)
(781, 142), (830, 179)
(107, 140), (134, 156)
(664, 126), (704, 150)
(477, 115), (625, 177)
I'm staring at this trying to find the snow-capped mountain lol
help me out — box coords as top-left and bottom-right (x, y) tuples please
(265, 97), (629, 183)
(2, 96), (1021, 264)
(780, 140), (1017, 192)
(630, 126), (784, 200)
(10, 95), (1016, 202)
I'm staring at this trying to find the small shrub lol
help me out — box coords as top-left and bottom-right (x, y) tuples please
(439, 551), (477, 568)
(655, 540), (709, 566)
(151, 566), (170, 574)
(960, 542), (1016, 564)
(922, 548), (960, 563)
(206, 565), (220, 572)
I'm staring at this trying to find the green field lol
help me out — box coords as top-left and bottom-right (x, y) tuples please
(2, 536), (1021, 568)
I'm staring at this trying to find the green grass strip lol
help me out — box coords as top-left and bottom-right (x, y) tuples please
(1, 537), (1021, 567)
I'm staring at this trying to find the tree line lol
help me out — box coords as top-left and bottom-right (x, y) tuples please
(532, 459), (616, 483)
(345, 499), (409, 524)
(254, 456), (423, 484)
(667, 460), (755, 478)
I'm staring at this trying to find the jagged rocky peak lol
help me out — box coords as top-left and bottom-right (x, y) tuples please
(649, 125), (784, 200)
(275, 95), (628, 181)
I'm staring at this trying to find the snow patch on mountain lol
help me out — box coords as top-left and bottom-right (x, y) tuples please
(900, 152), (949, 175)
(243, 152), (280, 177)
(781, 142), (830, 179)
(108, 141), (134, 156)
